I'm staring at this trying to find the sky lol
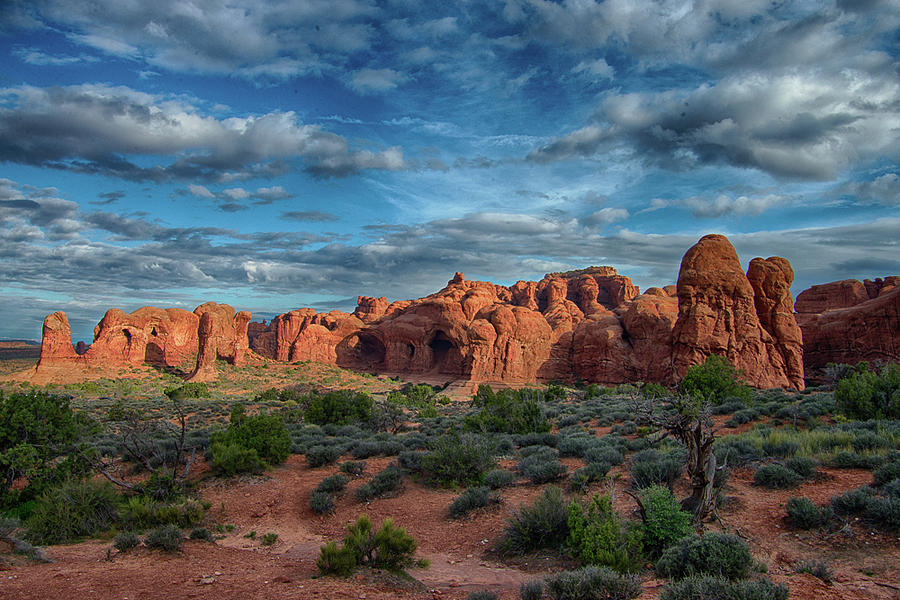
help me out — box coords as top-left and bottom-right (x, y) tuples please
(0, 0), (898, 342)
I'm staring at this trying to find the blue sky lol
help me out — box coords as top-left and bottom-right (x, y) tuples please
(0, 0), (898, 342)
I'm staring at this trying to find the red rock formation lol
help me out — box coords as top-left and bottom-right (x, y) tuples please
(188, 303), (251, 381)
(671, 234), (803, 389)
(354, 296), (389, 323)
(796, 277), (900, 380)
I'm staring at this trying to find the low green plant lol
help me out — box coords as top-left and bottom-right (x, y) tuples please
(189, 527), (215, 541)
(310, 490), (336, 515)
(795, 559), (832, 583)
(544, 566), (642, 600)
(449, 486), (497, 519)
(655, 533), (751, 580)
(422, 433), (495, 487)
(659, 575), (788, 600)
(317, 540), (357, 576)
(305, 390), (375, 426)
(483, 469), (517, 489)
(261, 532), (278, 545)
(113, 531), (140, 551)
(566, 494), (644, 573)
(498, 486), (569, 555)
(210, 404), (290, 466)
(834, 362), (900, 420)
(339, 460), (367, 476)
(25, 479), (119, 545)
(355, 465), (404, 502)
(678, 355), (752, 405)
(630, 448), (685, 490)
(464, 386), (551, 435)
(210, 442), (264, 476)
(306, 444), (343, 468)
(316, 474), (350, 494)
(639, 485), (692, 557)
(316, 514), (422, 576)
(785, 497), (832, 529)
(520, 579), (544, 600)
(753, 465), (802, 489)
(466, 592), (498, 600)
(145, 523), (183, 552)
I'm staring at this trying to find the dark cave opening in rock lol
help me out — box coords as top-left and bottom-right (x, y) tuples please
(428, 330), (459, 373)
(341, 331), (386, 369)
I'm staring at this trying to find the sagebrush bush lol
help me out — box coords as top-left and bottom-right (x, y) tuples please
(784, 456), (817, 479)
(339, 460), (367, 476)
(145, 523), (183, 552)
(316, 474), (350, 494)
(483, 469), (518, 489)
(831, 451), (883, 470)
(466, 591), (498, 600)
(785, 497), (831, 529)
(753, 465), (802, 489)
(449, 486), (497, 519)
(113, 531), (140, 551)
(310, 490), (336, 515)
(25, 479), (119, 545)
(830, 486), (875, 514)
(544, 566), (642, 600)
(795, 559), (832, 583)
(630, 448), (685, 489)
(659, 575), (788, 600)
(306, 444), (343, 468)
(518, 452), (567, 484)
(118, 496), (205, 529)
(639, 485), (692, 557)
(189, 527), (215, 541)
(655, 533), (751, 580)
(422, 434), (495, 487)
(520, 579), (544, 600)
(498, 486), (569, 555)
(567, 494), (643, 573)
(873, 460), (900, 486)
(355, 465), (404, 502)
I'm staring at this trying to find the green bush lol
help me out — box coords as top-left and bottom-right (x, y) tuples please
(317, 540), (357, 576)
(210, 405), (290, 466)
(639, 485), (692, 557)
(835, 362), (900, 420)
(873, 460), (900, 486)
(866, 495), (900, 530)
(449, 486), (497, 519)
(145, 523), (183, 552)
(566, 494), (643, 573)
(520, 579), (544, 600)
(785, 497), (831, 529)
(830, 486), (875, 515)
(422, 434), (495, 487)
(499, 486), (569, 555)
(355, 465), (404, 502)
(678, 355), (752, 405)
(210, 442), (264, 476)
(464, 386), (551, 434)
(655, 533), (751, 580)
(544, 566), (642, 600)
(518, 451), (567, 484)
(795, 559), (832, 583)
(305, 390), (375, 426)
(310, 490), (336, 515)
(25, 479), (119, 545)
(189, 527), (214, 541)
(466, 592), (498, 600)
(317, 514), (421, 576)
(316, 474), (350, 494)
(306, 444), (343, 468)
(753, 465), (802, 489)
(113, 531), (140, 551)
(118, 496), (205, 529)
(831, 451), (883, 470)
(483, 469), (517, 489)
(261, 532), (278, 545)
(163, 382), (210, 400)
(339, 460), (367, 476)
(660, 575), (788, 600)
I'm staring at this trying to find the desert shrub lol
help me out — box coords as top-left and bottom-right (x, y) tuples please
(639, 485), (692, 557)
(785, 497), (832, 529)
(519, 451), (567, 484)
(520, 579), (544, 600)
(113, 531), (140, 551)
(316, 474), (350, 494)
(355, 465), (404, 502)
(873, 460), (900, 486)
(498, 486), (569, 555)
(784, 456), (817, 479)
(831, 451), (884, 469)
(544, 566), (642, 600)
(317, 540), (357, 576)
(678, 355), (752, 405)
(795, 559), (832, 583)
(340, 460), (367, 476)
(584, 445), (624, 466)
(210, 442), (263, 476)
(397, 450), (425, 473)
(210, 405), (290, 467)
(467, 591), (498, 600)
(306, 444), (343, 468)
(464, 386), (551, 435)
(484, 469), (518, 489)
(515, 432), (558, 448)
(630, 448), (685, 490)
(655, 533), (751, 580)
(261, 532), (278, 545)
(558, 435), (594, 457)
(831, 486), (876, 514)
(659, 576), (788, 600)
(866, 495), (900, 529)
(834, 362), (900, 420)
(567, 494), (643, 573)
(641, 383), (669, 399)
(753, 465), (802, 489)
(145, 523), (183, 552)
(189, 527), (214, 541)
(449, 486), (497, 519)
(422, 434), (495, 487)
(569, 463), (610, 493)
(304, 390), (375, 426)
(117, 496), (205, 529)
(163, 382), (209, 400)
(25, 479), (119, 545)
(310, 490), (336, 515)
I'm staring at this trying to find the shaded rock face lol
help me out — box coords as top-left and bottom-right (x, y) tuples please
(796, 277), (900, 381)
(671, 234), (803, 390)
(188, 303), (252, 382)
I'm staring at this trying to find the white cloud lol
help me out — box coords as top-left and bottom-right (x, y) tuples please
(683, 193), (790, 218)
(581, 207), (629, 227)
(349, 68), (408, 94)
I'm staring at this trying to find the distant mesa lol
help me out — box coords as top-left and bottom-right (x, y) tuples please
(17, 234), (900, 389)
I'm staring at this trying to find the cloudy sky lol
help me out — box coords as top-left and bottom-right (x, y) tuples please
(1, 0), (898, 342)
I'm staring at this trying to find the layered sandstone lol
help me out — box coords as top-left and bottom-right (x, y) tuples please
(188, 303), (252, 382)
(796, 277), (900, 380)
